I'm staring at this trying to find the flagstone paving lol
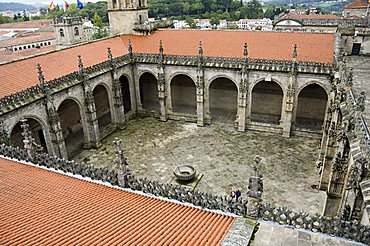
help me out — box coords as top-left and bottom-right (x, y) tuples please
(74, 117), (326, 214)
(250, 221), (365, 246)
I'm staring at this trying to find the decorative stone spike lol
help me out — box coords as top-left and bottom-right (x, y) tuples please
(198, 40), (203, 56)
(107, 47), (113, 62)
(77, 55), (85, 77)
(246, 155), (263, 219)
(128, 39), (133, 60)
(159, 40), (163, 54)
(292, 44), (297, 59)
(20, 119), (37, 161)
(37, 63), (45, 89)
(244, 42), (248, 59)
(113, 137), (128, 187)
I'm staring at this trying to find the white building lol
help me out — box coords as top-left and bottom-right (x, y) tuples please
(194, 19), (211, 29)
(237, 18), (273, 31)
(217, 20), (228, 29)
(173, 20), (189, 29)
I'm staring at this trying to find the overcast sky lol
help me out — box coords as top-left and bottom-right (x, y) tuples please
(0, 0), (103, 4)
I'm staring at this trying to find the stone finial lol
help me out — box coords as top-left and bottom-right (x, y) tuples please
(113, 137), (128, 187)
(198, 40), (203, 56)
(244, 42), (248, 58)
(292, 44), (297, 59)
(20, 119), (37, 161)
(159, 40), (164, 54)
(107, 47), (113, 62)
(356, 91), (366, 112)
(37, 63), (45, 88)
(77, 55), (84, 76)
(128, 39), (133, 55)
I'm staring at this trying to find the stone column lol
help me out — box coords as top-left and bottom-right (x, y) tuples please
(238, 43), (249, 132)
(157, 40), (167, 121)
(78, 55), (101, 148)
(282, 44), (298, 138)
(282, 83), (295, 137)
(108, 48), (125, 129)
(196, 41), (205, 127)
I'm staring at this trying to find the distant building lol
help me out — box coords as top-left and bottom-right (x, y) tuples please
(342, 0), (369, 19)
(173, 20), (189, 29)
(237, 18), (272, 31)
(53, 16), (91, 47)
(217, 20), (228, 29)
(194, 19), (211, 29)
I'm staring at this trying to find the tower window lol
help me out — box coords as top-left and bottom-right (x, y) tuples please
(59, 28), (65, 37)
(113, 0), (117, 8)
(74, 27), (79, 36)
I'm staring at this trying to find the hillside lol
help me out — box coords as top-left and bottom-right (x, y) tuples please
(0, 2), (37, 11)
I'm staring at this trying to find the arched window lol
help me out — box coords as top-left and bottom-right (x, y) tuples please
(59, 28), (65, 37)
(74, 27), (79, 36)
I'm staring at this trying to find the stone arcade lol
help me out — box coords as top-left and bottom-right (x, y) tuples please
(0, 1), (370, 244)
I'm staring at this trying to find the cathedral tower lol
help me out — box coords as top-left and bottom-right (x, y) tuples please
(108, 0), (149, 35)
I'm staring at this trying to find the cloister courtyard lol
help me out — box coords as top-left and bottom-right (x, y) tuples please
(73, 117), (326, 215)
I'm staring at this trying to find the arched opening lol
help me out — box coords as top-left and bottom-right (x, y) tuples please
(209, 77), (238, 123)
(296, 84), (328, 130)
(74, 27), (79, 36)
(10, 118), (47, 152)
(59, 28), (65, 37)
(58, 99), (84, 159)
(139, 72), (159, 111)
(251, 81), (283, 124)
(171, 74), (196, 114)
(93, 85), (112, 130)
(119, 75), (132, 112)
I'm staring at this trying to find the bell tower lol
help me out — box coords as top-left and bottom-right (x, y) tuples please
(108, 0), (149, 35)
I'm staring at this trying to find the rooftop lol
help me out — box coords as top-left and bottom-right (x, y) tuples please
(0, 32), (55, 47)
(0, 156), (235, 245)
(0, 45), (56, 63)
(0, 19), (53, 29)
(281, 14), (342, 20)
(344, 0), (369, 9)
(0, 30), (335, 100)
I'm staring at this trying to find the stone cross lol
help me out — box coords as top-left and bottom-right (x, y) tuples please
(252, 155), (262, 178)
(247, 155), (264, 218)
(113, 137), (128, 187)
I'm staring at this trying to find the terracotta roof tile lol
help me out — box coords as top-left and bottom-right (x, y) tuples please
(281, 14), (341, 20)
(0, 36), (127, 99)
(121, 30), (334, 63)
(0, 157), (235, 245)
(0, 19), (53, 29)
(0, 32), (55, 47)
(0, 30), (334, 100)
(344, 0), (368, 8)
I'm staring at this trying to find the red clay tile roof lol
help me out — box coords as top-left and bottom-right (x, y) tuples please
(281, 14), (341, 20)
(0, 157), (235, 245)
(0, 32), (55, 47)
(344, 0), (368, 9)
(121, 30), (334, 63)
(0, 19), (53, 29)
(0, 45), (57, 63)
(0, 30), (334, 100)
(0, 36), (127, 99)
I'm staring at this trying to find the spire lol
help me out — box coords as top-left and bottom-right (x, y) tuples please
(159, 40), (164, 55)
(198, 40), (203, 56)
(37, 63), (46, 90)
(78, 55), (85, 77)
(128, 39), (133, 56)
(292, 44), (297, 60)
(107, 47), (113, 62)
(244, 42), (248, 58)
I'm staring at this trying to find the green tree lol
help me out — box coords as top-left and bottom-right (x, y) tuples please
(0, 15), (11, 24)
(240, 0), (263, 19)
(92, 12), (104, 28)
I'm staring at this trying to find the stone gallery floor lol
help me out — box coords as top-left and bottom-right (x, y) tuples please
(74, 117), (325, 214)
(251, 221), (364, 246)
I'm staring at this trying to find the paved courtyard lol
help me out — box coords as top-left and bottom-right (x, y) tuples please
(74, 118), (325, 214)
(251, 221), (364, 246)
